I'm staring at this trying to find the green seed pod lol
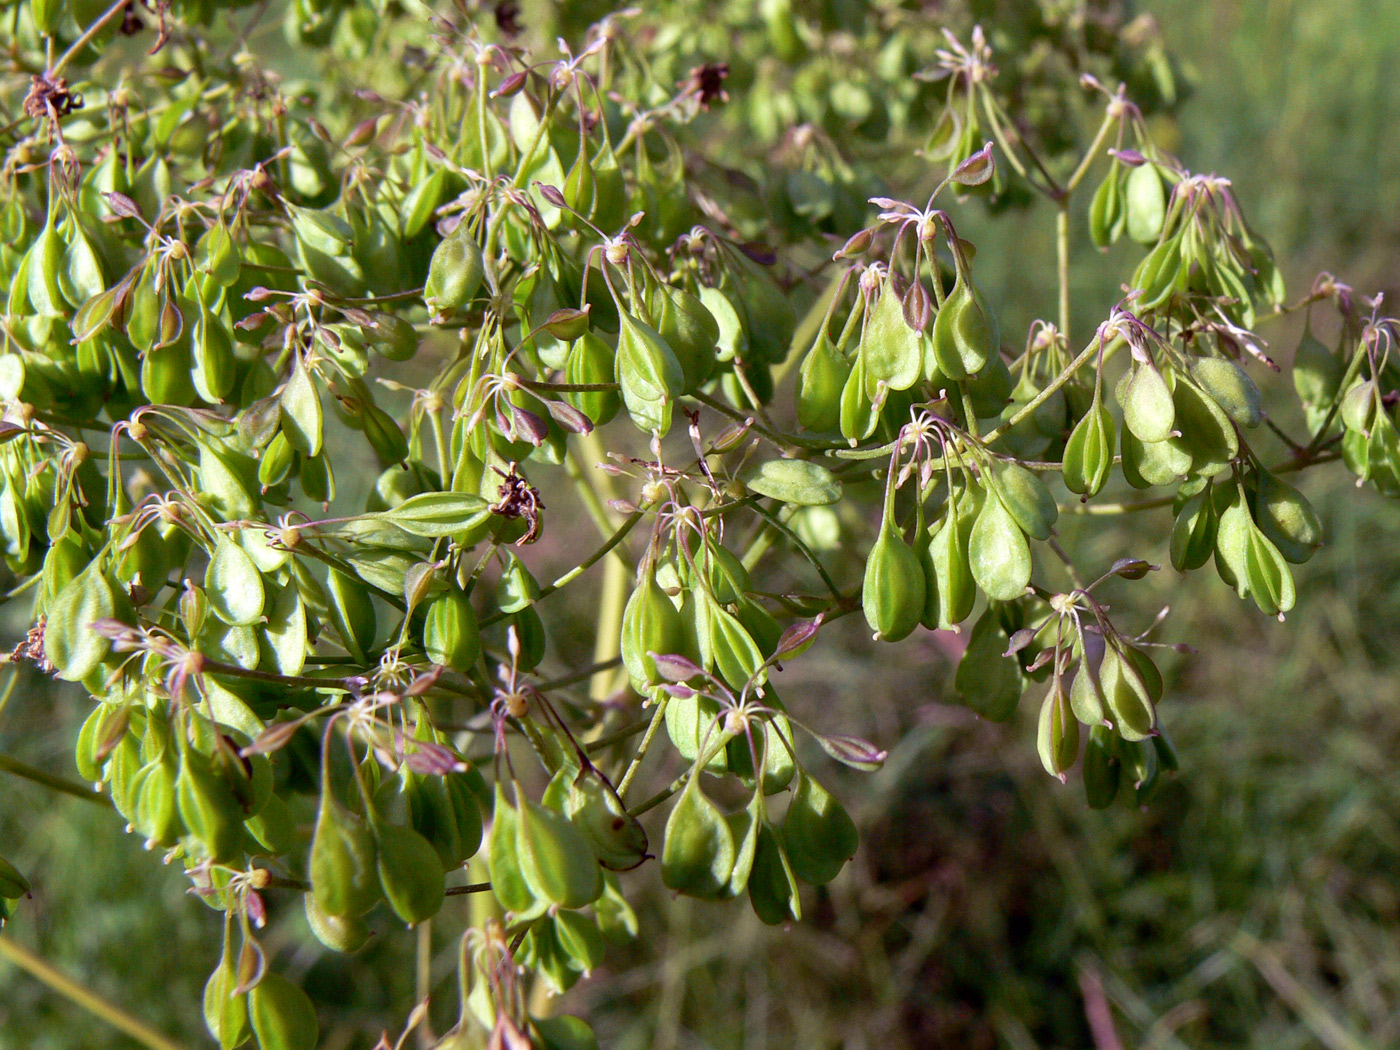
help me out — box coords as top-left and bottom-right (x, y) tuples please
(1170, 484), (1218, 572)
(1088, 164), (1124, 248)
(839, 353), (878, 444)
(702, 594), (767, 689)
(1120, 427), (1193, 489)
(175, 746), (244, 863)
(246, 792), (299, 855)
(1130, 236), (1184, 310)
(1253, 470), (1323, 564)
(862, 515), (925, 642)
(781, 771), (858, 886)
(1121, 361), (1176, 443)
(747, 821), (802, 925)
(1124, 162), (1168, 244)
(987, 461), (1057, 541)
(969, 486), (1032, 601)
(325, 568), (376, 663)
(1063, 395), (1115, 497)
(702, 540), (752, 606)
(248, 972), (319, 1050)
(1340, 379), (1378, 435)
(304, 892), (371, 953)
(553, 910), (607, 976)
(74, 702), (124, 783)
(965, 351), (1015, 419)
(861, 278), (921, 392)
(374, 819), (446, 925)
(488, 785), (547, 919)
(205, 536), (265, 627)
(1244, 523), (1296, 617)
(132, 750), (183, 848)
(923, 493), (977, 631)
(0, 855), (30, 900)
(652, 282), (719, 392)
(1122, 737), (1162, 805)
(616, 310), (684, 435)
(563, 330), (620, 427)
(1191, 357), (1262, 429)
(1172, 378), (1238, 476)
(202, 950), (250, 1050)
(723, 795), (759, 898)
(424, 223), (485, 313)
(309, 773), (380, 918)
(661, 776), (736, 900)
(1099, 645), (1155, 740)
(566, 767), (648, 871)
(1213, 485), (1252, 595)
(1082, 725), (1121, 809)
(796, 328), (850, 433)
(533, 1014), (601, 1050)
(258, 431), (297, 490)
(954, 609), (1025, 722)
(515, 791), (602, 909)
(930, 275), (995, 380)
(620, 569), (686, 691)
(191, 308), (236, 405)
(423, 586), (481, 672)
(43, 561), (116, 682)
(1292, 324), (1343, 410)
(1037, 678), (1079, 779)
(362, 402), (409, 465)
(1069, 643), (1108, 726)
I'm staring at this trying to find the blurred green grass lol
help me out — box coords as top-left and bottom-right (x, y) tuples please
(5, 1), (1400, 1048)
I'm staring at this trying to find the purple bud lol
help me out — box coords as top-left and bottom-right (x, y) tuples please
(737, 242), (777, 266)
(1110, 148), (1148, 167)
(775, 620), (819, 658)
(104, 192), (143, 220)
(649, 652), (703, 683)
(402, 740), (468, 776)
(510, 405), (550, 446)
(1109, 557), (1157, 580)
(834, 228), (874, 260)
(492, 70), (529, 98)
(816, 732), (888, 772)
(402, 665), (444, 697)
(544, 398), (594, 436)
(1002, 627), (1038, 658)
(241, 719), (303, 757)
(709, 418), (753, 453)
(902, 278), (933, 332)
(535, 183), (568, 208)
(950, 143), (996, 186)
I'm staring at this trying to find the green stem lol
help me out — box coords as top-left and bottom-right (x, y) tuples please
(0, 936), (192, 1050)
(48, 0), (128, 75)
(588, 555), (629, 703)
(981, 335), (1110, 447)
(1065, 111), (1117, 197)
(617, 694), (669, 801)
(444, 882), (493, 897)
(0, 754), (112, 807)
(1056, 206), (1072, 343)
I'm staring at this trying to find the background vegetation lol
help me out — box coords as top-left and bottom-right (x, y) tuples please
(3, 1), (1399, 1048)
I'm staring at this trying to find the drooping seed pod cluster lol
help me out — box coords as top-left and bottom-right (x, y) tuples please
(0, 2), (1392, 1046)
